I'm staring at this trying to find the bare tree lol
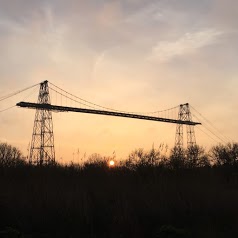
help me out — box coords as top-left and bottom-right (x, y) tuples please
(186, 145), (210, 168)
(210, 143), (238, 166)
(0, 142), (24, 167)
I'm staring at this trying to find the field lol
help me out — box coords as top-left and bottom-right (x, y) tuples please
(1, 146), (238, 238)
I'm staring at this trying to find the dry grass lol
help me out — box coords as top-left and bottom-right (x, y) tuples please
(0, 161), (238, 237)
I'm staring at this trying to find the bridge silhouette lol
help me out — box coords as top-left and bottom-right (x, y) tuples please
(0, 80), (229, 165)
(13, 80), (202, 165)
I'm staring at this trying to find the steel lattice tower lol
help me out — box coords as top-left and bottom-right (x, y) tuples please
(29, 80), (55, 165)
(175, 103), (196, 148)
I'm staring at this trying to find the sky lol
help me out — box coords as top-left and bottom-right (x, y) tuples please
(0, 0), (238, 162)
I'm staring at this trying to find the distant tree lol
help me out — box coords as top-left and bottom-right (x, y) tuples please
(210, 143), (238, 166)
(169, 146), (185, 169)
(146, 146), (163, 166)
(0, 142), (25, 167)
(185, 145), (210, 168)
(169, 145), (210, 169)
(125, 148), (146, 169)
(83, 153), (108, 169)
(124, 146), (167, 169)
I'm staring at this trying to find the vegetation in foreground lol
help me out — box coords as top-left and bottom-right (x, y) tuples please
(1, 142), (238, 237)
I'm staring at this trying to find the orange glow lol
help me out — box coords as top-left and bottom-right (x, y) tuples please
(109, 160), (115, 167)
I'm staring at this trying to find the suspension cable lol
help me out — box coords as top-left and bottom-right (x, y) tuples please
(0, 83), (40, 102)
(0, 85), (39, 113)
(49, 87), (96, 109)
(192, 113), (227, 144)
(196, 126), (221, 144)
(190, 105), (232, 142)
(0, 105), (16, 113)
(48, 82), (179, 116)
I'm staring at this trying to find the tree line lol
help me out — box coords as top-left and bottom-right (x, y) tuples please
(1, 142), (238, 168)
(1, 141), (238, 237)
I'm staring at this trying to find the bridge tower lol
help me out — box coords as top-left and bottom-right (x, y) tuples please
(29, 80), (55, 165)
(175, 103), (196, 148)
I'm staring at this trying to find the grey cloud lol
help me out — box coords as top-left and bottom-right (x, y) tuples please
(208, 0), (238, 29)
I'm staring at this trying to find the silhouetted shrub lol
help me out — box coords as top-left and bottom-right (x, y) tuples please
(0, 142), (25, 167)
(169, 146), (186, 169)
(210, 143), (238, 166)
(123, 145), (169, 170)
(185, 145), (210, 168)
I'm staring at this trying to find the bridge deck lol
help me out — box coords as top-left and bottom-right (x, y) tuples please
(17, 102), (201, 126)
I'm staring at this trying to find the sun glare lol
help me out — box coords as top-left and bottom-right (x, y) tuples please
(109, 160), (115, 167)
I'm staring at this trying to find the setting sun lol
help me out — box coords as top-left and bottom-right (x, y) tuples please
(109, 160), (115, 167)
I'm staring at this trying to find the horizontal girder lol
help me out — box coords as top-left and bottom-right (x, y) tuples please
(16, 102), (201, 126)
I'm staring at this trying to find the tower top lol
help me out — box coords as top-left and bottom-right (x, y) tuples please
(41, 80), (48, 85)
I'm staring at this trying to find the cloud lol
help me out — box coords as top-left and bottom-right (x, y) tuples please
(148, 29), (223, 62)
(208, 0), (238, 30)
